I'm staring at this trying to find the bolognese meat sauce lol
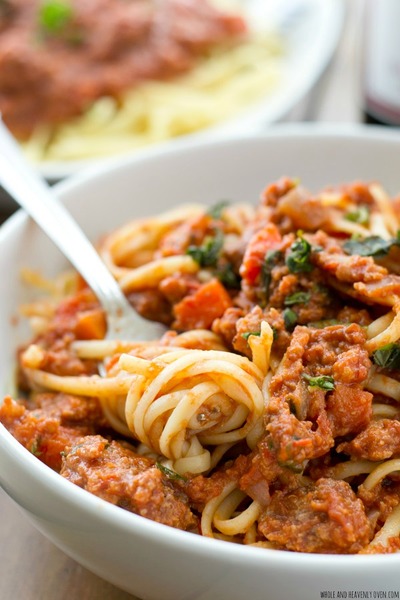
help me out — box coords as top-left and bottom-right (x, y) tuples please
(4, 177), (400, 552)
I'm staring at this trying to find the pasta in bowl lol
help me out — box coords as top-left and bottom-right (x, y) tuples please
(1, 128), (400, 599)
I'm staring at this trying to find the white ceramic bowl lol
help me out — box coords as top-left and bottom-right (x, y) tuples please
(1, 125), (400, 600)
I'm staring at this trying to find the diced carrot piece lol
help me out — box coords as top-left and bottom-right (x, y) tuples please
(173, 278), (232, 330)
(75, 309), (107, 340)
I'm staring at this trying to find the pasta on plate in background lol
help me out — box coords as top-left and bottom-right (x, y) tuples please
(0, 0), (283, 163)
(4, 176), (400, 555)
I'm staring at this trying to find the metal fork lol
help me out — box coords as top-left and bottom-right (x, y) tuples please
(0, 120), (166, 363)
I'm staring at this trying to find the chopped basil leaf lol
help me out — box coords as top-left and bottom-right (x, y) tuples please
(286, 237), (313, 273)
(372, 343), (400, 370)
(278, 447), (304, 473)
(278, 461), (304, 474)
(242, 327), (278, 341)
(261, 249), (282, 297)
(343, 235), (397, 257)
(283, 308), (297, 331)
(156, 462), (187, 482)
(308, 319), (341, 328)
(207, 201), (230, 220)
(216, 263), (241, 289)
(265, 249), (282, 265)
(284, 291), (311, 306)
(186, 230), (223, 267)
(242, 331), (261, 340)
(39, 0), (73, 33)
(344, 206), (370, 225)
(302, 373), (335, 390)
(266, 436), (275, 451)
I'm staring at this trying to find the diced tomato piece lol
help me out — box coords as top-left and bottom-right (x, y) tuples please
(239, 223), (281, 285)
(158, 215), (211, 257)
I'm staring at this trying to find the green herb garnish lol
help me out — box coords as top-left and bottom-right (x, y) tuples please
(342, 235), (395, 258)
(278, 459), (304, 474)
(283, 308), (297, 331)
(302, 373), (335, 390)
(344, 206), (370, 225)
(286, 236), (313, 273)
(265, 249), (282, 266)
(284, 291), (311, 306)
(372, 343), (400, 370)
(242, 331), (261, 341)
(207, 200), (230, 220)
(156, 462), (187, 482)
(308, 319), (341, 328)
(266, 436), (275, 451)
(261, 249), (282, 297)
(216, 263), (241, 289)
(243, 327), (278, 341)
(186, 230), (224, 267)
(278, 438), (305, 473)
(39, 0), (73, 34)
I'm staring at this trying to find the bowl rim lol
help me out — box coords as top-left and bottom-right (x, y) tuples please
(48, 122), (400, 201)
(2, 122), (400, 568)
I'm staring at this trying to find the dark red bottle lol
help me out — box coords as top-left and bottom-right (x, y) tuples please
(362, 0), (400, 126)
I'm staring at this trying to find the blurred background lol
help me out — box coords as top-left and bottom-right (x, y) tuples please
(0, 0), (368, 221)
(1, 0), (400, 598)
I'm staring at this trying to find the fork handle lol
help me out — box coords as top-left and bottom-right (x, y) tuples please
(0, 119), (130, 317)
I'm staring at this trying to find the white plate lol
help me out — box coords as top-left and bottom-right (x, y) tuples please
(36, 0), (345, 181)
